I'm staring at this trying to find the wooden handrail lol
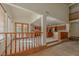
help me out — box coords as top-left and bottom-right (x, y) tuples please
(0, 32), (43, 34)
(0, 32), (43, 56)
(15, 22), (29, 25)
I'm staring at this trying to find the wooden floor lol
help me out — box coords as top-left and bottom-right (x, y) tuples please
(30, 40), (79, 56)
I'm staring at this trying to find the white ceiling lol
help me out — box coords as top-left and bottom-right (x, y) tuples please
(13, 3), (69, 23)
(2, 3), (68, 24)
(3, 4), (40, 23)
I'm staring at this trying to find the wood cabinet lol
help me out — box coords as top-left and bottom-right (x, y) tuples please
(47, 32), (53, 37)
(60, 32), (68, 39)
(57, 25), (66, 30)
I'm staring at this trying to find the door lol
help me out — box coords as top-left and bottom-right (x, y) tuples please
(15, 23), (29, 33)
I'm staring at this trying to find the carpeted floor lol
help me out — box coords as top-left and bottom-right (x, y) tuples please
(30, 40), (79, 56)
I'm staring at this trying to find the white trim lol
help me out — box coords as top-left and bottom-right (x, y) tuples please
(29, 15), (42, 24)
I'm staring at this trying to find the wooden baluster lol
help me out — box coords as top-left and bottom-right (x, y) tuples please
(39, 32), (41, 46)
(22, 33), (24, 51)
(32, 33), (34, 48)
(30, 33), (31, 49)
(30, 33), (32, 49)
(38, 32), (41, 47)
(36, 33), (37, 47)
(37, 32), (39, 47)
(34, 33), (36, 48)
(33, 33), (35, 48)
(35, 32), (37, 47)
(10, 34), (12, 54)
(5, 33), (7, 56)
(15, 33), (16, 53)
(31, 33), (33, 48)
(39, 32), (40, 46)
(35, 33), (36, 48)
(29, 33), (30, 50)
(28, 33), (29, 50)
(26, 33), (27, 50)
(19, 33), (20, 52)
(41, 33), (43, 46)
(37, 33), (38, 47)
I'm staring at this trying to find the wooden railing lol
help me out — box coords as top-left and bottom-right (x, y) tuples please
(0, 32), (42, 56)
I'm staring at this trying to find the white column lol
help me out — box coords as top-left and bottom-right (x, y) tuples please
(4, 13), (8, 32)
(66, 23), (70, 38)
(41, 15), (47, 46)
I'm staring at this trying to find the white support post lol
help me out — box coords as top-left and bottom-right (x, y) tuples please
(4, 13), (8, 32)
(41, 15), (47, 46)
(66, 24), (70, 38)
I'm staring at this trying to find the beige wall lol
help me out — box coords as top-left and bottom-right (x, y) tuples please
(70, 4), (79, 37)
(0, 5), (5, 32)
(70, 21), (79, 37)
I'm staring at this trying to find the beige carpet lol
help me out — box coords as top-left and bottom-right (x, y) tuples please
(30, 40), (79, 56)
